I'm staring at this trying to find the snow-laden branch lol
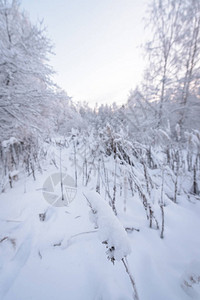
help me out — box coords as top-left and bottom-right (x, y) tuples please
(83, 191), (139, 299)
(83, 190), (131, 262)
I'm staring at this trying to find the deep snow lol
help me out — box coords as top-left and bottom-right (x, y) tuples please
(0, 143), (200, 300)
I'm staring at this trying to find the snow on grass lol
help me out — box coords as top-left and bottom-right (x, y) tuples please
(0, 143), (200, 300)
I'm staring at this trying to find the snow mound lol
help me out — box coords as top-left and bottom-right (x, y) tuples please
(84, 190), (131, 262)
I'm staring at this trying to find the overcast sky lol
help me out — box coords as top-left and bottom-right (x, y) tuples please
(21, 0), (148, 106)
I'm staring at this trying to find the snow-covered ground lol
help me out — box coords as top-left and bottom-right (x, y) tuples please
(0, 143), (200, 300)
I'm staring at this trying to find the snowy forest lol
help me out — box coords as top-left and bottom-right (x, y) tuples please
(0, 0), (200, 300)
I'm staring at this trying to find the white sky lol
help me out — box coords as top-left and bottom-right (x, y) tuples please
(21, 0), (148, 106)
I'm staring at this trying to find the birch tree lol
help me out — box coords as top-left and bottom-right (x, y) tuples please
(177, 0), (200, 133)
(145, 0), (182, 128)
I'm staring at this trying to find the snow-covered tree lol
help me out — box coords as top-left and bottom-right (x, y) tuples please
(177, 0), (200, 133)
(143, 0), (200, 134)
(0, 0), (55, 140)
(144, 0), (183, 128)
